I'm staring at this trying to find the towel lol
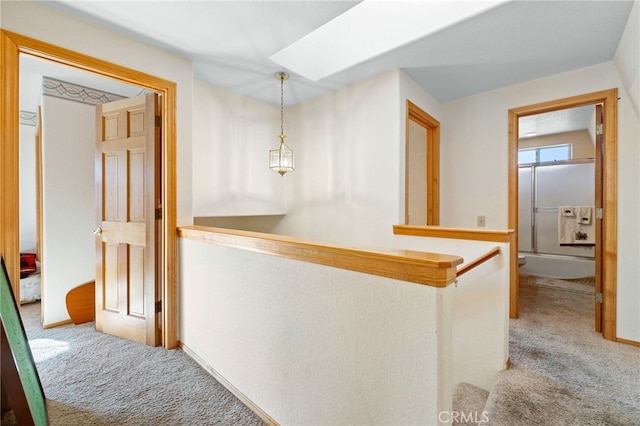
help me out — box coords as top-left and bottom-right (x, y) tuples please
(577, 206), (593, 225)
(558, 206), (595, 246)
(558, 207), (576, 244)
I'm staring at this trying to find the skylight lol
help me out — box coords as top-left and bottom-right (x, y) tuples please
(269, 0), (509, 81)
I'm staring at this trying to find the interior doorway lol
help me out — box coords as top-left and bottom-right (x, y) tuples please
(516, 104), (600, 330)
(0, 30), (178, 349)
(405, 100), (440, 226)
(19, 54), (144, 329)
(508, 89), (618, 341)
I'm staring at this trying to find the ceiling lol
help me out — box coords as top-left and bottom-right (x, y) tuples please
(518, 105), (595, 139)
(22, 0), (634, 137)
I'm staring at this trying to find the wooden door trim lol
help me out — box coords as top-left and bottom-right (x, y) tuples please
(406, 100), (440, 225)
(0, 30), (178, 349)
(508, 89), (617, 340)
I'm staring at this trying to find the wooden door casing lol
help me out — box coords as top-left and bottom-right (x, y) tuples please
(508, 88), (617, 341)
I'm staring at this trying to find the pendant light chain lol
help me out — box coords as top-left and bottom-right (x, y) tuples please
(280, 75), (285, 138)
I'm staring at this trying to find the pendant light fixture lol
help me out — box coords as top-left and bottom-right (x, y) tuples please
(269, 72), (294, 176)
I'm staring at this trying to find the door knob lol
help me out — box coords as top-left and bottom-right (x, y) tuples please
(93, 227), (103, 235)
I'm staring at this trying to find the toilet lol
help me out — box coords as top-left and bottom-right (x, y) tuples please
(518, 254), (527, 267)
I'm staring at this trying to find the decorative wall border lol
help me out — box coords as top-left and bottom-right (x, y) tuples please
(19, 110), (37, 127)
(42, 77), (128, 106)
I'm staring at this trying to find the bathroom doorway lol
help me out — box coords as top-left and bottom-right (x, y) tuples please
(508, 89), (618, 340)
(517, 105), (598, 329)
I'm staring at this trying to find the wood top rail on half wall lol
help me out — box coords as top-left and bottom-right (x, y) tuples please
(393, 225), (512, 278)
(393, 225), (514, 243)
(178, 226), (463, 288)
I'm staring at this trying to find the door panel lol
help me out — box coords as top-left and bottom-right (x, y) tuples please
(95, 93), (159, 346)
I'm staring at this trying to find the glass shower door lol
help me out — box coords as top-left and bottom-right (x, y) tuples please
(535, 161), (595, 258)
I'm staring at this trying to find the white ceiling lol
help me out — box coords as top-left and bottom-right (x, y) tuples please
(519, 105), (595, 139)
(21, 0), (634, 137)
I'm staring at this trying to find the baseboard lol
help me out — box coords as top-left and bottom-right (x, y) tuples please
(616, 337), (640, 347)
(179, 342), (279, 426)
(42, 319), (72, 329)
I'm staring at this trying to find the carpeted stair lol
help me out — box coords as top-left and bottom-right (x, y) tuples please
(454, 367), (639, 426)
(452, 382), (489, 425)
(451, 281), (640, 425)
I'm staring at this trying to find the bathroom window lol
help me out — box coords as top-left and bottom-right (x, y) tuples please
(518, 144), (571, 165)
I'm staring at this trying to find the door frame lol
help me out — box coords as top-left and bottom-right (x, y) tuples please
(0, 30), (178, 349)
(405, 100), (440, 225)
(508, 88), (618, 341)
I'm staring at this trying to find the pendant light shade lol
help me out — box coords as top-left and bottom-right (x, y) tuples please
(269, 72), (294, 176)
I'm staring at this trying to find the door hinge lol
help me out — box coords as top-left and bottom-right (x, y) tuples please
(595, 207), (603, 220)
(155, 115), (162, 127)
(595, 123), (603, 136)
(155, 208), (162, 220)
(155, 300), (162, 313)
(595, 292), (603, 304)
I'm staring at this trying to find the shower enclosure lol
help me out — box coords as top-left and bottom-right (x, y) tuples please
(518, 159), (595, 278)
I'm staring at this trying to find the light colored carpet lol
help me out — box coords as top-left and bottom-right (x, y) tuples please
(9, 285), (638, 426)
(486, 283), (640, 425)
(2, 303), (266, 426)
(452, 383), (490, 425)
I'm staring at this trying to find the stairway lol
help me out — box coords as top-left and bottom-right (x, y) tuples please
(451, 382), (489, 425)
(453, 370), (637, 426)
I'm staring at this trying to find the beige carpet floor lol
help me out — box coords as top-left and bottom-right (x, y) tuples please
(489, 280), (640, 425)
(2, 303), (266, 426)
(6, 283), (639, 426)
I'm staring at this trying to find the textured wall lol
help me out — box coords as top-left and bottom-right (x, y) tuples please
(41, 96), (95, 326)
(179, 234), (510, 423)
(180, 238), (449, 424)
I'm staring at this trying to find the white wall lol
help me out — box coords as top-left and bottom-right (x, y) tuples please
(614, 1), (640, 341)
(192, 80), (286, 217)
(450, 242), (510, 390)
(270, 69), (445, 247)
(387, 235), (511, 391)
(269, 70), (402, 246)
(439, 61), (640, 341)
(1, 0), (194, 226)
(614, 1), (639, 118)
(179, 234), (509, 423)
(41, 95), (95, 326)
(19, 123), (37, 252)
(180, 239), (445, 424)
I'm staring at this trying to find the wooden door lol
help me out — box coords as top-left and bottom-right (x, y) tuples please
(95, 93), (160, 346)
(594, 103), (604, 333)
